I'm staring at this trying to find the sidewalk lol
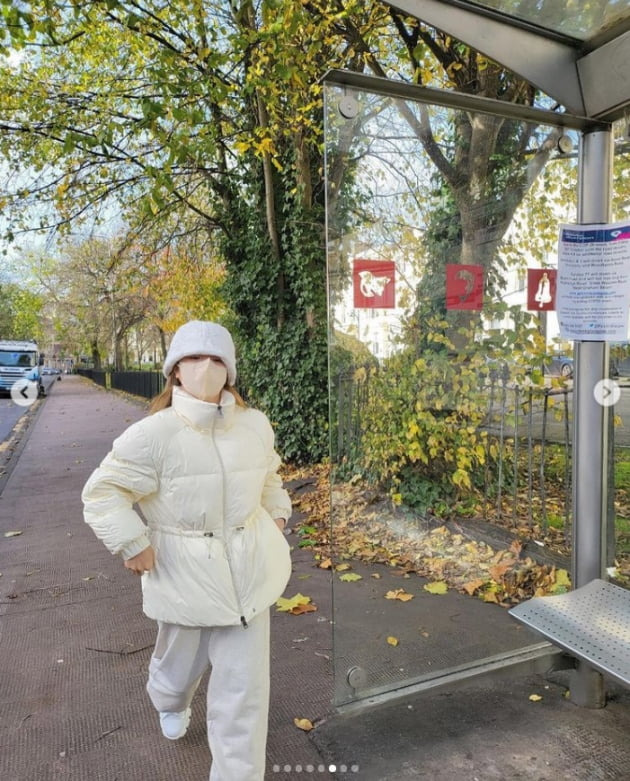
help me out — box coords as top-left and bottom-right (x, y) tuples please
(1, 376), (630, 781)
(0, 376), (331, 781)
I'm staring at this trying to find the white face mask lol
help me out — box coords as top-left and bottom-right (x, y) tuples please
(177, 358), (227, 402)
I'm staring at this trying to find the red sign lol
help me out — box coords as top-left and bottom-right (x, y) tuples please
(353, 259), (396, 308)
(527, 268), (556, 311)
(445, 264), (484, 310)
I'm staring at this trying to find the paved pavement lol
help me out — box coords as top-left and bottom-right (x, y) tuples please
(1, 375), (630, 781)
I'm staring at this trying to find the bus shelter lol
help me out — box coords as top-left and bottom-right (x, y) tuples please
(324, 1), (630, 712)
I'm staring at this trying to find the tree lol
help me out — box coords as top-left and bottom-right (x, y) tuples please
(0, 0), (603, 460)
(0, 278), (43, 340)
(0, 0), (342, 460)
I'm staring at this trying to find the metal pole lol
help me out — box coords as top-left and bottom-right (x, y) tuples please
(570, 128), (613, 708)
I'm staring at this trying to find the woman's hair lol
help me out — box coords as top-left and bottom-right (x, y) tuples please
(149, 370), (247, 414)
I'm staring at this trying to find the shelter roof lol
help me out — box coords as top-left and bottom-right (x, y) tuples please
(389, 0), (630, 120)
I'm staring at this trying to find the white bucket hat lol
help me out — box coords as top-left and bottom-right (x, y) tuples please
(162, 321), (237, 385)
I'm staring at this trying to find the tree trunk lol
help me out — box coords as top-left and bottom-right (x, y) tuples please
(91, 341), (101, 370)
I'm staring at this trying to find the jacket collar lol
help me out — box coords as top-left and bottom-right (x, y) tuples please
(172, 386), (236, 431)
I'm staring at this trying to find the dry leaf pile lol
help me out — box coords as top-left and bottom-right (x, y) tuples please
(286, 465), (572, 606)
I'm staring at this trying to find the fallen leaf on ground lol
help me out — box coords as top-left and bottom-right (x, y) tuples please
(339, 573), (362, 582)
(276, 593), (313, 613)
(387, 636), (399, 646)
(4, 531), (22, 538)
(424, 581), (448, 595)
(294, 717), (314, 731)
(290, 603), (318, 615)
(528, 694), (543, 702)
(462, 578), (486, 595)
(489, 564), (511, 581)
(318, 558), (332, 569)
(385, 589), (414, 602)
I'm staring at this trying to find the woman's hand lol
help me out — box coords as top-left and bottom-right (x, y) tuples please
(274, 518), (287, 532)
(124, 545), (156, 576)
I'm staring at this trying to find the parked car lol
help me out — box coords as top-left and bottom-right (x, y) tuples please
(544, 354), (573, 378)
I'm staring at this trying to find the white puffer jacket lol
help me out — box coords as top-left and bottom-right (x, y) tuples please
(81, 387), (292, 627)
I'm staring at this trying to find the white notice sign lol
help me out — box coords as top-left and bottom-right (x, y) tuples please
(556, 221), (630, 341)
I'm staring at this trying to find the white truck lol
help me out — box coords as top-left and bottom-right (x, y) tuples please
(0, 339), (45, 397)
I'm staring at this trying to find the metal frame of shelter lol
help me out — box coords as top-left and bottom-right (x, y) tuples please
(324, 0), (630, 709)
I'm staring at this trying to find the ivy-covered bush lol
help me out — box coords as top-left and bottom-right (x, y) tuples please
(219, 163), (329, 464)
(357, 349), (491, 514)
(342, 311), (547, 515)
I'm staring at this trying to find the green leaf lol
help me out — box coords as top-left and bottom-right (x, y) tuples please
(339, 573), (362, 582)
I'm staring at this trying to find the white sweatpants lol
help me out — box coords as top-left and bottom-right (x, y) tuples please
(146, 609), (270, 781)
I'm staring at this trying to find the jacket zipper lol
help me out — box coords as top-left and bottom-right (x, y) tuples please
(211, 404), (248, 629)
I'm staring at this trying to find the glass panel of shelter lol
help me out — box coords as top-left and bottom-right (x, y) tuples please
(325, 82), (580, 705)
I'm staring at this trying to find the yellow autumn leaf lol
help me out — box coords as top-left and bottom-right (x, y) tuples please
(529, 694), (543, 702)
(276, 593), (311, 612)
(234, 140), (251, 154)
(4, 531), (23, 538)
(385, 589), (414, 602)
(335, 563), (352, 572)
(387, 636), (399, 646)
(294, 717), (314, 732)
(551, 568), (571, 592)
(423, 581), (448, 595)
(254, 137), (275, 156)
(339, 573), (362, 582)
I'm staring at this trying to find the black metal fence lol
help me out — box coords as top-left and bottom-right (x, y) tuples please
(111, 371), (165, 399)
(77, 368), (108, 388)
(78, 369), (164, 399)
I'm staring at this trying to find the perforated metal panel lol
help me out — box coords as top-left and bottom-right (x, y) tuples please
(509, 579), (630, 686)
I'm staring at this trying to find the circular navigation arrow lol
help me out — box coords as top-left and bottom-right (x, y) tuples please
(10, 379), (38, 407)
(593, 378), (621, 407)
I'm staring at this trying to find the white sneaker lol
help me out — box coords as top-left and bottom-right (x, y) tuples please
(159, 707), (191, 740)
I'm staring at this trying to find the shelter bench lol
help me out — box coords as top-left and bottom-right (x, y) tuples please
(509, 579), (630, 688)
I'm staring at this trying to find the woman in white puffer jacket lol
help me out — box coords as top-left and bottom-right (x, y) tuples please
(82, 321), (292, 781)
